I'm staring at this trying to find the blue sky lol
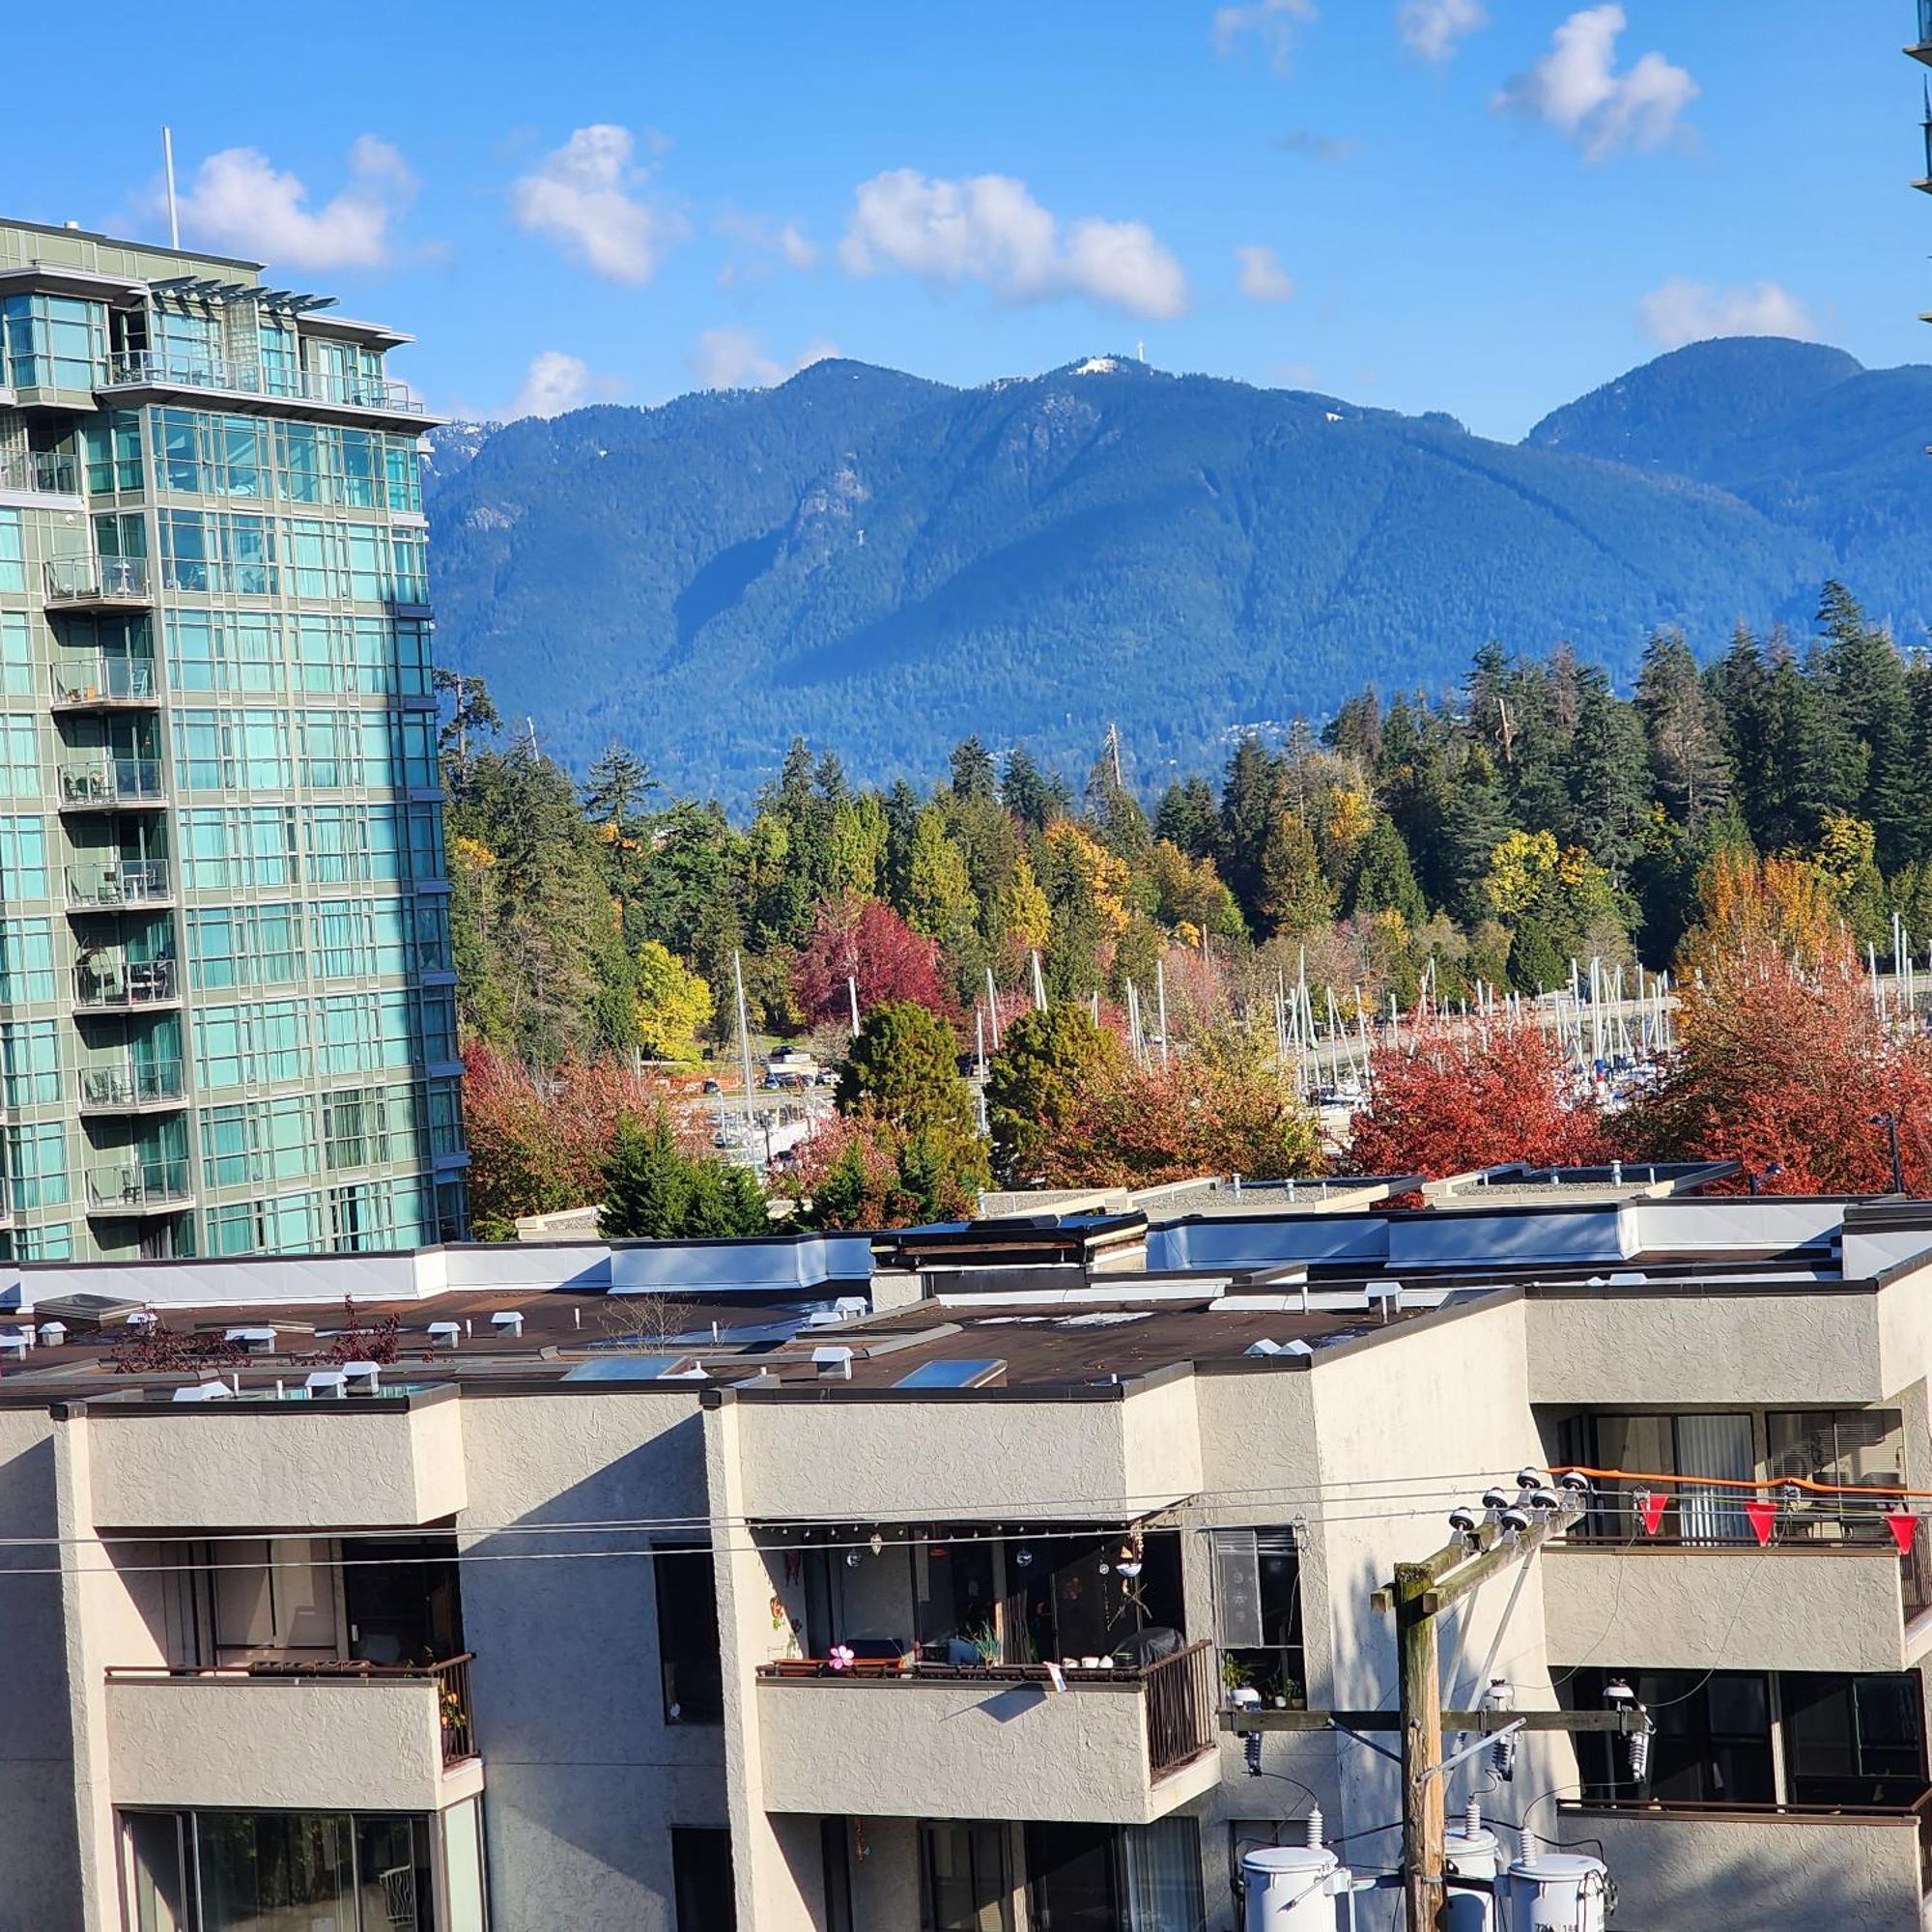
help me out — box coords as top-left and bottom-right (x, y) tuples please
(8, 0), (1928, 439)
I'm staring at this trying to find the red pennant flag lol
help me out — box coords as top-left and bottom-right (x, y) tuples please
(1888, 1512), (1918, 1557)
(1635, 1490), (1667, 1536)
(1744, 1498), (1776, 1547)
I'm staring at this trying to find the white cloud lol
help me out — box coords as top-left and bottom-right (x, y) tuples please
(1493, 5), (1697, 160)
(1636, 278), (1821, 352)
(506, 352), (590, 419)
(510, 125), (689, 283)
(838, 170), (1187, 321)
(175, 137), (416, 270)
(715, 210), (819, 286)
(690, 327), (839, 391)
(1235, 243), (1295, 303)
(1212, 0), (1318, 72)
(1397, 0), (1488, 62)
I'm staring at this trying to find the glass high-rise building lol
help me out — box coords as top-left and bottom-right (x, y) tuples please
(0, 217), (467, 1260)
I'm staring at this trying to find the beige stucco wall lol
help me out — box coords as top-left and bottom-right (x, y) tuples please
(83, 1392), (468, 1527)
(725, 1376), (1204, 1522)
(104, 1675), (473, 1812)
(1526, 1292), (1887, 1406)
(1567, 1806), (1925, 1931)
(754, 1676), (1218, 1825)
(1543, 1544), (1910, 1675)
(455, 1385), (719, 1932)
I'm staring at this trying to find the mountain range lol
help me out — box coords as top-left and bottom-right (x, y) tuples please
(422, 336), (1932, 802)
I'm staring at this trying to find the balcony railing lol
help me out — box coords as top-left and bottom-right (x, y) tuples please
(51, 656), (159, 706)
(74, 955), (178, 1009)
(98, 352), (425, 417)
(67, 860), (171, 909)
(59, 758), (166, 808)
(1144, 1639), (1216, 1779)
(44, 555), (151, 604)
(86, 1157), (193, 1212)
(104, 1653), (477, 1768)
(81, 1060), (185, 1111)
(0, 451), (79, 495)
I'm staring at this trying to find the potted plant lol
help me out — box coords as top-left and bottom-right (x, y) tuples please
(1220, 1654), (1253, 1704)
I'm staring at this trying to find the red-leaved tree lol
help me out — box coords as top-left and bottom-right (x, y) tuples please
(1347, 1015), (1610, 1179)
(1620, 931), (1932, 1193)
(790, 895), (956, 1032)
(463, 1041), (700, 1237)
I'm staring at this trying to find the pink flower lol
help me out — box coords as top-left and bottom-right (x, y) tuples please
(828, 1644), (856, 1673)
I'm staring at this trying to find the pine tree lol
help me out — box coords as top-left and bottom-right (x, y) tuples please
(1818, 582), (1913, 868)
(1560, 667), (1650, 880)
(1153, 777), (1219, 860)
(1347, 816), (1427, 927)
(582, 742), (657, 838)
(1257, 812), (1333, 938)
(949, 737), (999, 803)
(600, 1114), (693, 1239)
(1218, 733), (1281, 928)
(1443, 748), (1512, 924)
(1001, 745), (1071, 831)
(1634, 630), (1730, 827)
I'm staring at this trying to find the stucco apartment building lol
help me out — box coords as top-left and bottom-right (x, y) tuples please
(3, 1177), (1932, 1930)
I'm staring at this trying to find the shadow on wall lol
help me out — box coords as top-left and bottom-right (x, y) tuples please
(458, 1407), (725, 1900)
(0, 1432), (85, 1928)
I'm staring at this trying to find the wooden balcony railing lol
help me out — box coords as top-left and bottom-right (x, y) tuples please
(1144, 1638), (1216, 1780)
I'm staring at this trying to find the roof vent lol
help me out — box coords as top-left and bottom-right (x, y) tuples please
(427, 1321), (461, 1348)
(834, 1295), (868, 1319)
(126, 1309), (158, 1330)
(304, 1370), (347, 1398)
(1244, 1338), (1283, 1357)
(224, 1326), (277, 1354)
(803, 1308), (848, 1330)
(342, 1361), (383, 1395)
(172, 1378), (234, 1403)
(812, 1345), (854, 1380)
(37, 1322), (66, 1349)
(490, 1311), (525, 1339)
(0, 1331), (27, 1361)
(1283, 1339), (1314, 1359)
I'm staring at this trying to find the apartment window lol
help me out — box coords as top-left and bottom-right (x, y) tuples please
(6, 1122), (68, 1210)
(0, 816), (48, 899)
(1568, 1669), (1926, 1809)
(1562, 1413), (1755, 1543)
(1212, 1528), (1305, 1708)
(653, 1543), (724, 1723)
(0, 919), (55, 1002)
(122, 1808), (438, 1932)
(1024, 1820), (1203, 1932)
(1784, 1673), (1927, 1806)
(923, 1821), (1010, 1932)
(671, 1828), (736, 1932)
(84, 411), (145, 495)
(0, 511), (21, 593)
(1, 1019), (61, 1107)
(0, 614), (30, 696)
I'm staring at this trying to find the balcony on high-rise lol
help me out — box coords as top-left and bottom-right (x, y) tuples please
(43, 554), (152, 610)
(0, 449), (81, 497)
(84, 1155), (194, 1215)
(72, 952), (179, 1013)
(58, 756), (166, 810)
(66, 858), (171, 912)
(79, 1057), (186, 1117)
(50, 654), (160, 711)
(96, 350), (428, 427)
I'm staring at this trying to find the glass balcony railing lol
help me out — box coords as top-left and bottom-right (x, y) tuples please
(73, 955), (178, 1009)
(66, 860), (171, 909)
(86, 1158), (193, 1212)
(43, 555), (152, 603)
(0, 451), (80, 495)
(59, 759), (166, 808)
(81, 1060), (186, 1110)
(51, 656), (159, 705)
(97, 351), (424, 416)
(1919, 0), (1932, 48)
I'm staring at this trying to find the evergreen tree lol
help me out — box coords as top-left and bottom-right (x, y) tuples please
(1818, 582), (1913, 868)
(582, 741), (657, 838)
(1218, 733), (1281, 928)
(1443, 748), (1512, 924)
(1560, 666), (1650, 879)
(985, 1006), (1120, 1186)
(949, 736), (999, 803)
(1154, 776), (1219, 860)
(1634, 630), (1729, 827)
(1347, 816), (1427, 927)
(600, 1114), (695, 1239)
(836, 1002), (974, 1141)
(1257, 813), (1333, 938)
(1001, 745), (1071, 831)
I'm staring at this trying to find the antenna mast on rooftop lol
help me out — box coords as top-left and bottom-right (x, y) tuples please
(162, 128), (180, 249)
